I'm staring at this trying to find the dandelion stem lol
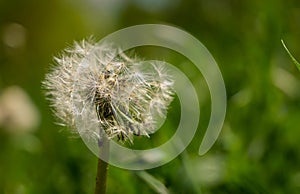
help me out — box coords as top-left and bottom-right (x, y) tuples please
(95, 136), (109, 194)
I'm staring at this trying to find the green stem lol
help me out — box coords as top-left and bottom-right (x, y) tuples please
(94, 137), (109, 194)
(281, 39), (300, 71)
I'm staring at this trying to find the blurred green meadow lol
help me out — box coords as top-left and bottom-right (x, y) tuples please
(1, 0), (300, 193)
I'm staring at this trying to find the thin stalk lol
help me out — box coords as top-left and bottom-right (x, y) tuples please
(281, 39), (300, 71)
(94, 136), (109, 194)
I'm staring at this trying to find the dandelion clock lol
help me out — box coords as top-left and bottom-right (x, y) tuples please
(43, 38), (174, 194)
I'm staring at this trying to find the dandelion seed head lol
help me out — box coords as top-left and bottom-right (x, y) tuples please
(43, 39), (174, 143)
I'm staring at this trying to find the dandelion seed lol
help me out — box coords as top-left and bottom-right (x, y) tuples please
(43, 39), (174, 143)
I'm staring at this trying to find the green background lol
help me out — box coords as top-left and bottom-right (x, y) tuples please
(1, 0), (300, 193)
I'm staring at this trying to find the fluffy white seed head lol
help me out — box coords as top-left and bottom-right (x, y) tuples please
(43, 39), (174, 143)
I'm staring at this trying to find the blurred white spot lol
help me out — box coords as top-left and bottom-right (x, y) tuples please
(272, 66), (300, 98)
(0, 86), (40, 133)
(141, 149), (166, 163)
(190, 154), (225, 186)
(231, 88), (252, 107)
(2, 23), (27, 48)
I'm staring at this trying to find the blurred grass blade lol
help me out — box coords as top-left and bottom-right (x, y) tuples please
(181, 152), (202, 194)
(136, 171), (169, 194)
(281, 39), (300, 71)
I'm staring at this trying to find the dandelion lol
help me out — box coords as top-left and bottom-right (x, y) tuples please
(43, 38), (174, 194)
(43, 39), (174, 142)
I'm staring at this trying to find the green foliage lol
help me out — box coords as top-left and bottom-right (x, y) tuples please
(1, 0), (300, 194)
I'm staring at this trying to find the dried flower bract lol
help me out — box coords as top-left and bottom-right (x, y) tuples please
(43, 39), (174, 143)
